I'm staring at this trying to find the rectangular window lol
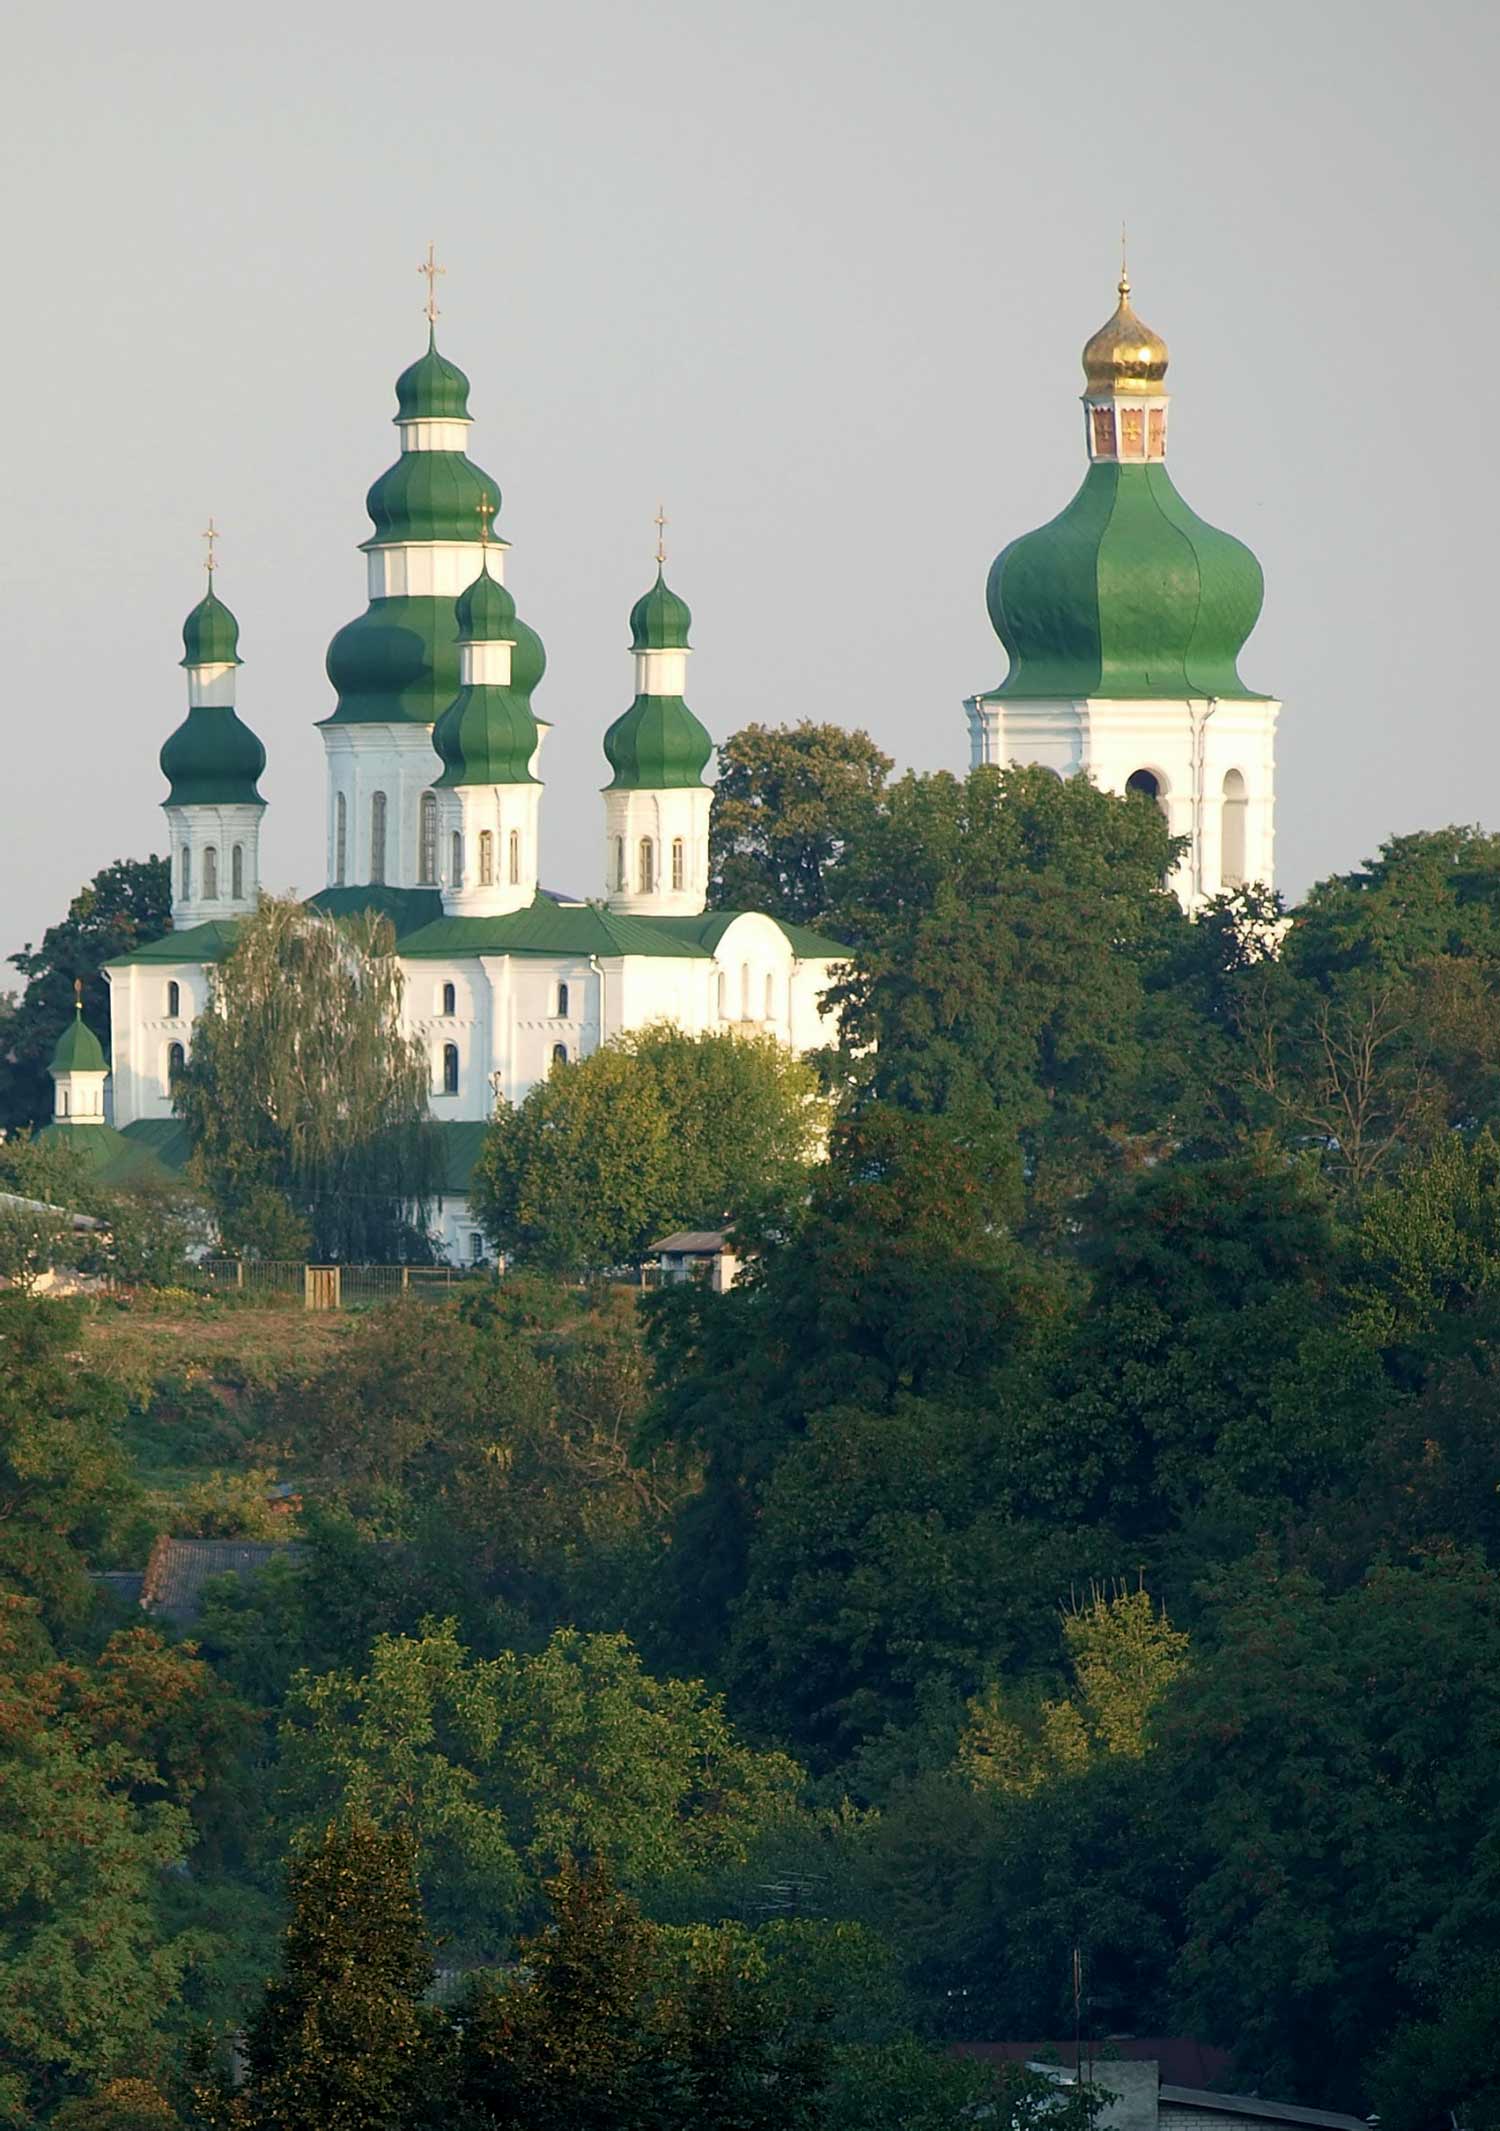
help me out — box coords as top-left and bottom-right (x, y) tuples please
(479, 830), (494, 885)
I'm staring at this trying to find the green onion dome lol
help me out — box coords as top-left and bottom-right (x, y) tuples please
(603, 695), (712, 790)
(395, 330), (472, 422)
(456, 563), (515, 640)
(629, 569), (692, 651)
(325, 600), (461, 726)
(431, 568), (545, 788)
(161, 703), (267, 806)
(51, 1006), (106, 1075)
(364, 450), (503, 546)
(985, 462), (1267, 699)
(181, 585), (241, 668)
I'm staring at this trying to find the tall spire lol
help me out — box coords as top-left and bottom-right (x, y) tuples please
(419, 240), (445, 327)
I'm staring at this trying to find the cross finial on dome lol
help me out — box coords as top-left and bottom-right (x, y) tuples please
(1120, 220), (1130, 298)
(654, 502), (668, 569)
(419, 241), (445, 327)
(202, 516), (219, 577)
(476, 490), (495, 562)
(74, 976), (84, 1016)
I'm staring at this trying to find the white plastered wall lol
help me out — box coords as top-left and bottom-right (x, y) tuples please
(103, 957), (213, 1127)
(604, 786), (712, 916)
(322, 724), (446, 892)
(965, 693), (1280, 911)
(164, 803), (264, 927)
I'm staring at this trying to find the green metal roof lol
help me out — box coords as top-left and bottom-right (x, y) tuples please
(398, 897), (717, 960)
(363, 450), (503, 549)
(39, 1120), (183, 1188)
(630, 569), (692, 651)
(307, 886), (445, 938)
(433, 686), (541, 788)
(108, 919), (243, 968)
(603, 695), (713, 791)
(181, 584), (241, 668)
(984, 461), (1268, 701)
(394, 333), (472, 423)
(456, 565), (515, 641)
(160, 705), (267, 807)
(323, 595), (462, 727)
(50, 1009), (107, 1074)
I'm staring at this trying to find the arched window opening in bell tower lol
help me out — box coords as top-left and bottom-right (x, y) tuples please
(1222, 769), (1248, 888)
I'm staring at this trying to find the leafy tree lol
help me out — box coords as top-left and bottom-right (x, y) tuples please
(710, 720), (892, 923)
(277, 1619), (808, 1958)
(0, 1132), (197, 1291)
(646, 1104), (1063, 1675)
(238, 1816), (438, 2131)
(173, 897), (438, 1262)
(0, 1293), (138, 1629)
(474, 1026), (826, 1272)
(824, 766), (1188, 1229)
(0, 1606), (222, 2125)
(1368, 1965), (1500, 2131)
(959, 1587), (1189, 1794)
(52, 2078), (183, 2131)
(0, 856), (171, 1131)
(1165, 1551), (1500, 2101)
(457, 1859), (832, 2131)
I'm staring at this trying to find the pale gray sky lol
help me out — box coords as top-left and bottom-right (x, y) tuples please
(1, 0), (1495, 968)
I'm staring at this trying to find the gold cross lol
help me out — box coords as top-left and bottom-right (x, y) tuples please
(1119, 221), (1130, 297)
(202, 516), (219, 574)
(419, 241), (445, 325)
(476, 491), (495, 550)
(654, 502), (667, 568)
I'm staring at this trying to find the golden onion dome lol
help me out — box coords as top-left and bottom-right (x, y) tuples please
(1082, 274), (1169, 396)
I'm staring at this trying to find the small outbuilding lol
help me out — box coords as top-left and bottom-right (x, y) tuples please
(650, 1229), (743, 1292)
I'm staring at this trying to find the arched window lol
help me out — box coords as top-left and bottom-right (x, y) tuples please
(717, 970), (727, 1018)
(441, 1042), (459, 1095)
(764, 971), (775, 1020)
(556, 981), (569, 1019)
(167, 1041), (186, 1083)
(231, 844), (244, 900)
(552, 1042), (568, 1068)
(370, 792), (388, 883)
(451, 830), (463, 887)
(1222, 768), (1248, 888)
(1126, 768), (1161, 801)
(419, 792), (438, 885)
(508, 829), (521, 885)
(741, 963), (751, 1020)
(179, 846), (192, 901)
(479, 830), (494, 886)
(59, 1088), (69, 1117)
(166, 981), (180, 1018)
(638, 838), (655, 894)
(202, 845), (218, 900)
(671, 837), (685, 891)
(335, 794), (348, 885)
(442, 981), (456, 1016)
(468, 1231), (485, 1265)
(615, 837), (626, 891)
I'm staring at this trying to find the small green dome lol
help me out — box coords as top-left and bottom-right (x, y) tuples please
(395, 332), (472, 423)
(364, 450), (502, 546)
(603, 695), (713, 791)
(456, 565), (516, 641)
(161, 704), (267, 806)
(629, 569), (692, 651)
(51, 1007), (106, 1075)
(985, 462), (1266, 700)
(432, 688), (541, 788)
(181, 585), (241, 668)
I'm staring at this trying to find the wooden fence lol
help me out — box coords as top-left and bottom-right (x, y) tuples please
(194, 1259), (484, 1310)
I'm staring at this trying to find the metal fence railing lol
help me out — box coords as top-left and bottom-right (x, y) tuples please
(193, 1259), (484, 1310)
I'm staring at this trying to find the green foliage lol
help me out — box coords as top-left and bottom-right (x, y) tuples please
(1368, 1964), (1500, 2131)
(0, 1294), (138, 1629)
(709, 720), (892, 922)
(239, 1816), (438, 2131)
(474, 1025), (826, 1272)
(172, 897), (438, 1262)
(0, 1134), (198, 1291)
(0, 856), (171, 1132)
(277, 1619), (808, 1958)
(0, 1606), (236, 2125)
(824, 765), (1188, 1226)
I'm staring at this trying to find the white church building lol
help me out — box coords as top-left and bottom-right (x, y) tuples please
(46, 266), (1279, 1261)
